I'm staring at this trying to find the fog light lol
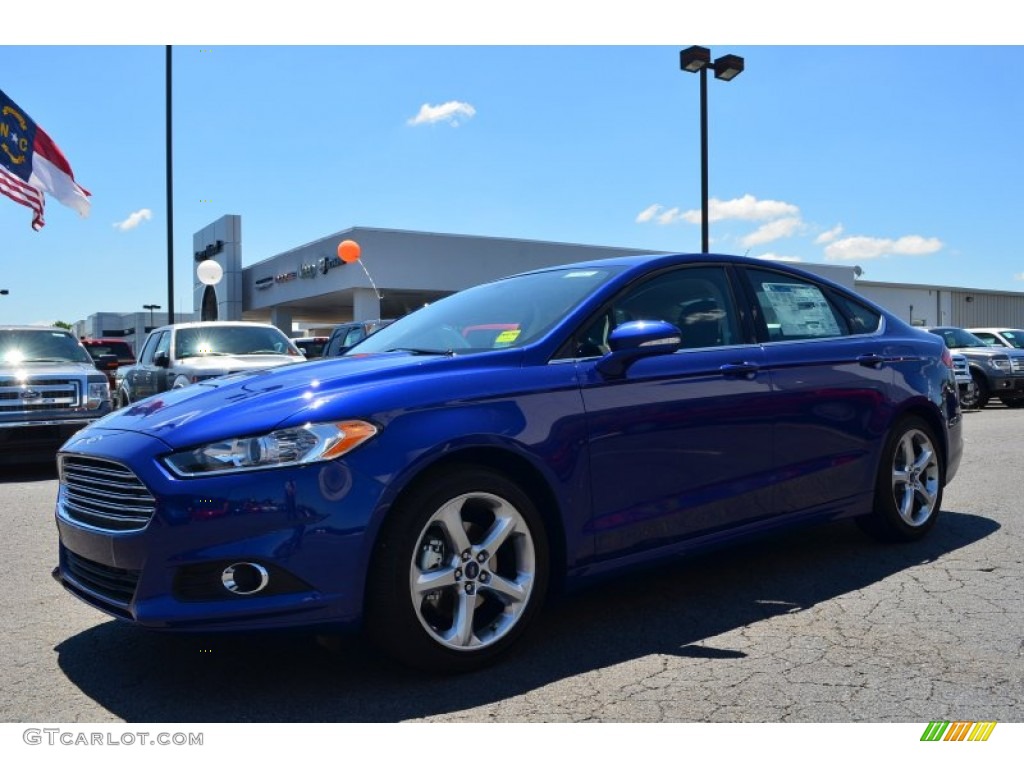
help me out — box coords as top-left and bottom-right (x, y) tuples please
(221, 562), (270, 595)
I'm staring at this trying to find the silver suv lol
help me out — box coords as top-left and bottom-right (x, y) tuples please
(0, 326), (112, 463)
(115, 321), (303, 408)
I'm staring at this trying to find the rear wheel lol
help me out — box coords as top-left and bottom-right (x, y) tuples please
(365, 466), (549, 673)
(858, 416), (943, 542)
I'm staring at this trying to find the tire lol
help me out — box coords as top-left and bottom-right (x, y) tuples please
(1000, 397), (1024, 409)
(858, 416), (943, 542)
(971, 371), (990, 409)
(364, 466), (549, 673)
(114, 386), (131, 409)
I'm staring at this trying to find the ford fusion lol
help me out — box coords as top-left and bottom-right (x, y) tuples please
(54, 254), (963, 672)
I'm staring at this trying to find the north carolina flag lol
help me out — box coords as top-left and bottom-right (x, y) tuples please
(1, 87), (91, 230)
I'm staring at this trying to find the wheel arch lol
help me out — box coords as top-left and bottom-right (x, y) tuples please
(371, 446), (569, 595)
(889, 402), (948, 480)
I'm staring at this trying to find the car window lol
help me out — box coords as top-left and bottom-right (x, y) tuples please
(173, 326), (298, 357)
(972, 332), (998, 346)
(744, 268), (848, 341)
(569, 265), (740, 357)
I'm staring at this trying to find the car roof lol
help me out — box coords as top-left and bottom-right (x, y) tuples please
(150, 320), (284, 333)
(0, 325), (75, 333)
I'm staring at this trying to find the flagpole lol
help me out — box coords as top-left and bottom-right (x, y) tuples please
(166, 44), (175, 325)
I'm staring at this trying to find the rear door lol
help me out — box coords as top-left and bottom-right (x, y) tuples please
(738, 266), (895, 516)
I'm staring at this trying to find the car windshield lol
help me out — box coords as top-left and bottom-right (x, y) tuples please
(932, 328), (987, 349)
(998, 330), (1024, 349)
(355, 266), (622, 355)
(173, 326), (300, 358)
(0, 329), (94, 364)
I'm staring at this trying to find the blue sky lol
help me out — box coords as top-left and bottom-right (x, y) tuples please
(2, 21), (1022, 326)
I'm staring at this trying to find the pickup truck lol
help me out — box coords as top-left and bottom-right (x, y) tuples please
(927, 326), (1024, 408)
(0, 325), (113, 464)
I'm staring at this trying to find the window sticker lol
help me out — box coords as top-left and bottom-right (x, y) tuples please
(761, 282), (841, 337)
(494, 329), (521, 345)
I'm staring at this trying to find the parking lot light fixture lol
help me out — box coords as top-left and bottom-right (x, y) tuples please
(680, 46), (745, 253)
(143, 304), (161, 329)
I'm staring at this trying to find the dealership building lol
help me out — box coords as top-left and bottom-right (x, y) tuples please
(74, 214), (1024, 346)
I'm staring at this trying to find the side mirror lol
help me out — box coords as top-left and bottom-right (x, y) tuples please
(154, 352), (170, 368)
(94, 353), (119, 372)
(596, 320), (681, 379)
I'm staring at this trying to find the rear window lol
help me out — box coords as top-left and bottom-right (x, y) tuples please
(84, 341), (135, 362)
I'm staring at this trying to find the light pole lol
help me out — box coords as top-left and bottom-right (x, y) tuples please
(143, 304), (161, 330)
(680, 46), (744, 253)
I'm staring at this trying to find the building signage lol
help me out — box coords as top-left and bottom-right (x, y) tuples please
(255, 276), (273, 291)
(194, 240), (225, 263)
(319, 255), (342, 275)
(274, 271), (298, 284)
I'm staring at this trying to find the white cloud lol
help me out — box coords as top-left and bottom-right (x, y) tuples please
(407, 101), (476, 127)
(824, 235), (943, 261)
(681, 194), (800, 224)
(635, 204), (662, 223)
(1015, 273), (1024, 281)
(114, 209), (152, 231)
(757, 253), (803, 263)
(740, 217), (803, 247)
(637, 194), (800, 227)
(815, 224), (844, 244)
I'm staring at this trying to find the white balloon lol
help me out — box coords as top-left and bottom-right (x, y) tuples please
(197, 260), (223, 286)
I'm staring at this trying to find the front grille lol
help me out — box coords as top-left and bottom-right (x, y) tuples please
(64, 549), (139, 607)
(952, 358), (969, 377)
(0, 377), (79, 412)
(59, 455), (156, 532)
(1012, 357), (1024, 374)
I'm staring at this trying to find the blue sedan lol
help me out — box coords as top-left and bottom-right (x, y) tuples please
(53, 253), (963, 672)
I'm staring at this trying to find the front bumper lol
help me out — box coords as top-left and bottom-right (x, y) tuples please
(53, 428), (383, 632)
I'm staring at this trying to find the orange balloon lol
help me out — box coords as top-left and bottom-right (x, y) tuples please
(338, 239), (361, 263)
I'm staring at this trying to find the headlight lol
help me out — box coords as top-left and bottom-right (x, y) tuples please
(988, 357), (1011, 372)
(163, 420), (378, 477)
(86, 378), (110, 408)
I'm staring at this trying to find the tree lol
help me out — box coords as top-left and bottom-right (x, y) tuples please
(52, 321), (72, 330)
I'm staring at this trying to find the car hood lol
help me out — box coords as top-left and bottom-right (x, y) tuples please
(83, 350), (522, 450)
(4, 360), (101, 375)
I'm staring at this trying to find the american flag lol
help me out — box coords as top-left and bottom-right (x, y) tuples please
(1, 87), (91, 230)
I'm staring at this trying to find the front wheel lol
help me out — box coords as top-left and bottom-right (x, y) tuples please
(1000, 397), (1024, 409)
(858, 416), (943, 542)
(971, 372), (990, 408)
(365, 466), (549, 673)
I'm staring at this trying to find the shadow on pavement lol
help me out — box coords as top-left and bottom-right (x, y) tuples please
(54, 509), (997, 722)
(0, 461), (58, 483)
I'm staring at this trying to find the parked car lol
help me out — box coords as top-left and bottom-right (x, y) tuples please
(323, 319), (394, 357)
(80, 338), (136, 389)
(54, 254), (962, 673)
(967, 327), (1024, 350)
(926, 326), (1024, 408)
(293, 336), (329, 360)
(113, 321), (303, 408)
(0, 326), (112, 464)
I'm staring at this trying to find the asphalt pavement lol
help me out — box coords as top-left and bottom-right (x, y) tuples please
(1, 406), (1021, 723)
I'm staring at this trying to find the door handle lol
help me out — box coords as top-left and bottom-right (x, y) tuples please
(720, 362), (760, 379)
(857, 353), (885, 369)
